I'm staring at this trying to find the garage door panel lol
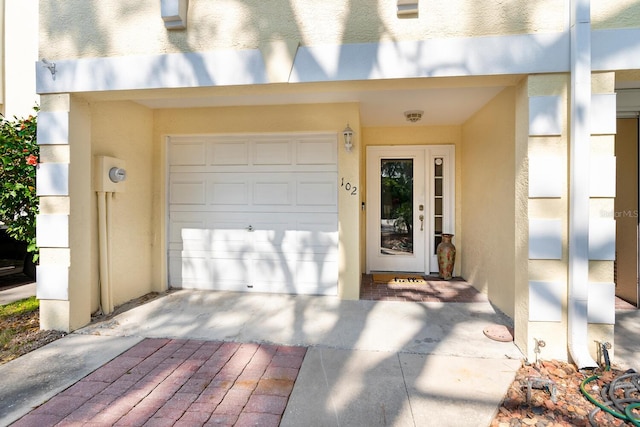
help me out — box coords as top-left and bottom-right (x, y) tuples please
(209, 180), (250, 205)
(253, 180), (293, 205)
(170, 211), (251, 241)
(253, 140), (292, 165)
(170, 220), (205, 245)
(297, 175), (337, 207)
(170, 179), (206, 205)
(296, 215), (339, 252)
(253, 228), (297, 253)
(209, 140), (250, 166)
(172, 205), (336, 214)
(295, 259), (339, 295)
(296, 138), (337, 165)
(182, 229), (252, 253)
(169, 133), (338, 295)
(169, 250), (183, 284)
(252, 254), (295, 284)
(181, 254), (250, 291)
(169, 141), (206, 166)
(251, 215), (296, 251)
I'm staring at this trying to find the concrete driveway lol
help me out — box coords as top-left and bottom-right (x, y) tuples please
(2, 290), (526, 426)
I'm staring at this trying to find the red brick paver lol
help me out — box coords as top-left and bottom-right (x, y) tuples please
(12, 339), (306, 427)
(360, 274), (488, 302)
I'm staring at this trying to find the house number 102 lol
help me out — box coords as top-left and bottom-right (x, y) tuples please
(341, 177), (357, 196)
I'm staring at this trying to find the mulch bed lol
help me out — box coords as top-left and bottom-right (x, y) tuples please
(0, 291), (166, 366)
(491, 359), (638, 426)
(0, 308), (67, 365)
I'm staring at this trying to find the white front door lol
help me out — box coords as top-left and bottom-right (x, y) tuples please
(366, 145), (455, 274)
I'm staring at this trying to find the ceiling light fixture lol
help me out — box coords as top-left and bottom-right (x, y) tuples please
(404, 110), (424, 123)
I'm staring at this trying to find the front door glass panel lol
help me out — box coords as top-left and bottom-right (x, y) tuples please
(380, 159), (414, 255)
(433, 157), (444, 253)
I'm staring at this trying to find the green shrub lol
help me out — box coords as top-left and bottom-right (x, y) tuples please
(0, 111), (38, 261)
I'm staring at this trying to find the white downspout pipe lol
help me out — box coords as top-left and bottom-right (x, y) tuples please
(97, 191), (114, 315)
(568, 0), (598, 369)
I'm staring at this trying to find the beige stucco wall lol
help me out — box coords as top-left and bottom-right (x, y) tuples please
(38, 96), (155, 330)
(39, 94), (94, 331)
(526, 74), (569, 361)
(2, 0), (39, 117)
(592, 0), (640, 29)
(40, 100), (361, 331)
(39, 0), (568, 60)
(362, 126), (463, 276)
(460, 87), (517, 318)
(91, 101), (155, 308)
(513, 78), (531, 360)
(151, 103), (361, 299)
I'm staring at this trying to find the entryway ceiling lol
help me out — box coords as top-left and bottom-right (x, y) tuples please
(116, 74), (640, 126)
(127, 75), (521, 127)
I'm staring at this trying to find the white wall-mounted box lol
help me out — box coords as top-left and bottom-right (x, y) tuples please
(94, 156), (127, 193)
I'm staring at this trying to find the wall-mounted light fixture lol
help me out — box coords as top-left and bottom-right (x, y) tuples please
(404, 110), (424, 123)
(41, 58), (56, 80)
(342, 124), (354, 152)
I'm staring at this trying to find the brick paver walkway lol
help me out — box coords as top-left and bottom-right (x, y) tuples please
(12, 339), (306, 427)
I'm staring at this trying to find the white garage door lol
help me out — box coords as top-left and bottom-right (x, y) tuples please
(168, 133), (339, 296)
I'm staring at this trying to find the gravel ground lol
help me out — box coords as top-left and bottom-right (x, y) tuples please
(0, 290), (165, 366)
(0, 308), (66, 365)
(491, 359), (639, 426)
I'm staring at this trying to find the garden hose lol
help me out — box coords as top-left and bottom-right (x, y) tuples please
(581, 343), (640, 426)
(581, 371), (640, 426)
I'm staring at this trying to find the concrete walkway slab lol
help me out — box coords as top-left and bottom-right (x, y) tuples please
(614, 309), (640, 370)
(282, 348), (415, 427)
(0, 282), (35, 306)
(400, 354), (521, 427)
(282, 349), (520, 427)
(0, 334), (142, 426)
(78, 290), (523, 360)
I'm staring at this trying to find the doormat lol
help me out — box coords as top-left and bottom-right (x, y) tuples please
(372, 273), (427, 285)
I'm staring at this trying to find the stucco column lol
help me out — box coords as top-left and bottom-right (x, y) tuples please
(585, 72), (617, 361)
(338, 114), (362, 300)
(520, 73), (616, 363)
(37, 94), (93, 332)
(522, 74), (571, 361)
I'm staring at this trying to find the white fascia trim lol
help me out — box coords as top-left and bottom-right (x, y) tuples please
(36, 49), (268, 94)
(37, 32), (571, 95)
(34, 28), (640, 95)
(290, 32), (570, 82)
(592, 28), (640, 71)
